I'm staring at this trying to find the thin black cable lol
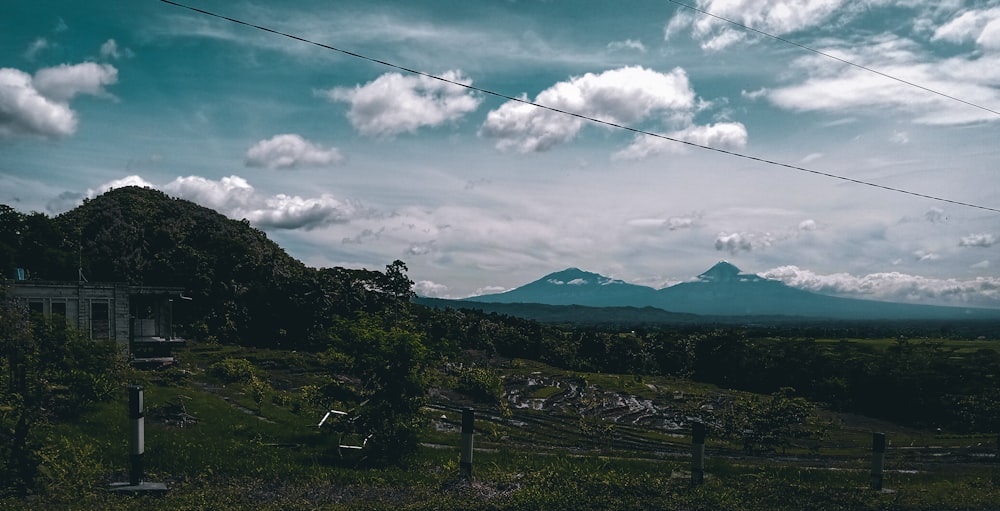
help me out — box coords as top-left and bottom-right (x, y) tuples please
(665, 0), (1000, 118)
(159, 0), (1000, 214)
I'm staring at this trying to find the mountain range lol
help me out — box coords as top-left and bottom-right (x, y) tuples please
(445, 261), (1000, 321)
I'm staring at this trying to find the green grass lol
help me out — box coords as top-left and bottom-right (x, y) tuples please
(5, 341), (1000, 510)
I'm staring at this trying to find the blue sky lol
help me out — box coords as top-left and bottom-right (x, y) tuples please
(2, 0), (999, 308)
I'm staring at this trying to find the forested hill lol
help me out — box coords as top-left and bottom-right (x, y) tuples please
(0, 186), (407, 347)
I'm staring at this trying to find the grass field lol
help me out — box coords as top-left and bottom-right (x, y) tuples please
(5, 340), (999, 510)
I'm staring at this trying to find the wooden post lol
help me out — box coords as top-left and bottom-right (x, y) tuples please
(870, 432), (886, 491)
(460, 408), (474, 479)
(692, 421), (706, 486)
(129, 384), (145, 486)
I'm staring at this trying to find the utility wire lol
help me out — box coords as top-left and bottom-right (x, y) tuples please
(665, 0), (1000, 118)
(159, 0), (1000, 214)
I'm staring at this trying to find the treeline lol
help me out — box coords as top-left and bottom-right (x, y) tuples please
(416, 305), (1000, 433)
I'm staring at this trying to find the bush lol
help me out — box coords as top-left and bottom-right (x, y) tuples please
(209, 358), (257, 383)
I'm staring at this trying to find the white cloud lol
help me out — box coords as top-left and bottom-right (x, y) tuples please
(100, 39), (133, 60)
(614, 122), (747, 160)
(798, 219), (818, 231)
(0, 62), (118, 138)
(915, 250), (940, 262)
(765, 35), (1000, 125)
(414, 280), (449, 298)
(33, 62), (118, 102)
(324, 70), (481, 136)
(245, 134), (344, 169)
(548, 277), (588, 285)
(481, 66), (695, 153)
(665, 0), (855, 51)
(0, 68), (76, 138)
(473, 285), (508, 296)
(627, 213), (700, 230)
(762, 265), (1000, 308)
(0, 62), (115, 139)
(607, 39), (646, 52)
(959, 233), (997, 247)
(715, 231), (773, 254)
(88, 174), (357, 230)
(932, 7), (1000, 50)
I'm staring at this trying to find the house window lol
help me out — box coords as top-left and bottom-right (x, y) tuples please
(51, 302), (66, 317)
(91, 302), (110, 339)
(28, 300), (43, 315)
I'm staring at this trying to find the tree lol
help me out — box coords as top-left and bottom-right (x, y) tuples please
(325, 315), (430, 465)
(0, 289), (126, 496)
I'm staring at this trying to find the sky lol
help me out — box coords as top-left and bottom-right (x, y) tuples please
(2, 0), (999, 309)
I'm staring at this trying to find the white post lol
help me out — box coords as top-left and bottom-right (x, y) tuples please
(129, 385), (145, 486)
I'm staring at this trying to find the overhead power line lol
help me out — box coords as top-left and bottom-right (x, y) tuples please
(665, 0), (1000, 118)
(159, 0), (1000, 214)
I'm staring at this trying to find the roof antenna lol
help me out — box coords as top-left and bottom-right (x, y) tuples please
(78, 229), (88, 283)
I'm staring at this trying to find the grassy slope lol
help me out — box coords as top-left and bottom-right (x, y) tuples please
(6, 341), (999, 511)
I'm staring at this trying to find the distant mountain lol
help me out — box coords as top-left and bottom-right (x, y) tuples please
(465, 267), (657, 307)
(462, 262), (1000, 321)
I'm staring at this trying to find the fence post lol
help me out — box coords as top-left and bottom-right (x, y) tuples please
(870, 432), (886, 491)
(460, 408), (474, 479)
(692, 421), (706, 486)
(129, 384), (145, 486)
(110, 385), (167, 495)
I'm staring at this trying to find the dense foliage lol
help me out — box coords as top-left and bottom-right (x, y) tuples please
(0, 288), (126, 496)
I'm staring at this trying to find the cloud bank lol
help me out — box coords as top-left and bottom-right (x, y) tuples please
(762, 265), (1000, 308)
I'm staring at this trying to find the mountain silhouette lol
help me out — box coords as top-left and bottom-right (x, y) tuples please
(464, 262), (1000, 321)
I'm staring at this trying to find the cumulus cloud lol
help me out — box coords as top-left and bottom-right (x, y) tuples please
(33, 62), (118, 102)
(88, 174), (357, 230)
(324, 70), (481, 136)
(959, 233), (997, 247)
(480, 66), (695, 153)
(414, 280), (449, 298)
(798, 219), (818, 231)
(762, 265), (1000, 308)
(0, 68), (76, 138)
(665, 0), (854, 51)
(613, 121), (747, 160)
(245, 134), (344, 169)
(0, 62), (118, 140)
(715, 231), (773, 254)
